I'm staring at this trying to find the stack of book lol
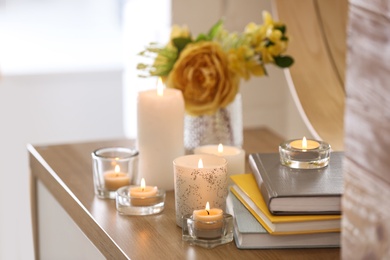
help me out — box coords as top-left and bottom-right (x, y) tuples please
(227, 152), (343, 249)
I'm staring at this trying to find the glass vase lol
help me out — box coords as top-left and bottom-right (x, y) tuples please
(184, 94), (243, 153)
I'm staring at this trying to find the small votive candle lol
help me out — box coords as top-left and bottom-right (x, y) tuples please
(279, 137), (331, 169)
(92, 147), (139, 199)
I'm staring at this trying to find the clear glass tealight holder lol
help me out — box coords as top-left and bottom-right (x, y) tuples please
(116, 186), (166, 215)
(92, 147), (139, 199)
(182, 213), (233, 249)
(279, 139), (331, 169)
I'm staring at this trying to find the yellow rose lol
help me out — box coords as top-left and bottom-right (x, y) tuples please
(166, 41), (239, 116)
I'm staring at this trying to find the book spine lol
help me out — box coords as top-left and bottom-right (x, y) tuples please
(249, 154), (277, 212)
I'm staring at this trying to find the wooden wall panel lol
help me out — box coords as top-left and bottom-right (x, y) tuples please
(316, 0), (348, 87)
(273, 0), (346, 151)
(343, 0), (390, 258)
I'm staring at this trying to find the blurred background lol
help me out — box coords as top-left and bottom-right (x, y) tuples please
(0, 0), (310, 258)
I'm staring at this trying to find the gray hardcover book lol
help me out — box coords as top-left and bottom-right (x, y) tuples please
(226, 192), (340, 249)
(249, 152), (344, 215)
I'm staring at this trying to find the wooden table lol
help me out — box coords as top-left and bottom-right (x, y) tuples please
(28, 128), (340, 259)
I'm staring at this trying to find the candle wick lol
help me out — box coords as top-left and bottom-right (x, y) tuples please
(206, 210), (210, 215)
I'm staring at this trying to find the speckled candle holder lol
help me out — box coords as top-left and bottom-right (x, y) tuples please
(173, 154), (228, 227)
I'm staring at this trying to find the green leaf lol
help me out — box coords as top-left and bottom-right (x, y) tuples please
(172, 37), (192, 53)
(274, 56), (294, 68)
(195, 33), (209, 42)
(207, 20), (224, 39)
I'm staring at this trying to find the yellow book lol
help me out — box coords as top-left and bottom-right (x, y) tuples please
(230, 174), (341, 235)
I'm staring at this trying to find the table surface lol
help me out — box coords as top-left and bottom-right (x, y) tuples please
(28, 128), (340, 260)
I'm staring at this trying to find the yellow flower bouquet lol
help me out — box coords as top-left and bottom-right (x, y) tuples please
(137, 11), (293, 117)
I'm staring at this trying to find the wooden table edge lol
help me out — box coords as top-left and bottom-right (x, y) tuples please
(28, 143), (129, 260)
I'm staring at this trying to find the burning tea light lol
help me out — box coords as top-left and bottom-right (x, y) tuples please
(130, 178), (158, 197)
(92, 147), (139, 199)
(279, 137), (331, 169)
(104, 165), (131, 191)
(116, 178), (166, 215)
(193, 202), (223, 230)
(129, 178), (158, 206)
(290, 136), (320, 150)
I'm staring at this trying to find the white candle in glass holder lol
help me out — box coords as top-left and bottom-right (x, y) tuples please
(194, 144), (245, 177)
(137, 78), (185, 191)
(173, 154), (228, 227)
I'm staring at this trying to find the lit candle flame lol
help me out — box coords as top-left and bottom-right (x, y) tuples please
(157, 77), (164, 96)
(218, 143), (223, 153)
(302, 136), (307, 150)
(141, 178), (146, 191)
(205, 201), (210, 215)
(114, 165), (120, 173)
(198, 158), (204, 168)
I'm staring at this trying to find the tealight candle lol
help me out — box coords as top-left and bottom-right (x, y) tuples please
(290, 136), (320, 150)
(130, 178), (158, 206)
(192, 202), (224, 239)
(104, 165), (131, 191)
(279, 137), (331, 169)
(193, 202), (223, 229)
(194, 144), (245, 178)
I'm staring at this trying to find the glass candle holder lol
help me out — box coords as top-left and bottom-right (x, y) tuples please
(279, 139), (331, 169)
(116, 186), (165, 215)
(182, 213), (234, 248)
(92, 147), (139, 199)
(173, 154), (228, 227)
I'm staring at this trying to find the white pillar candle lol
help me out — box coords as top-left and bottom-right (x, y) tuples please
(137, 82), (185, 191)
(194, 144), (245, 178)
(173, 154), (228, 227)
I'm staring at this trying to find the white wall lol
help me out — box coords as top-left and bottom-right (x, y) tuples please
(0, 1), (124, 259)
(0, 71), (124, 260)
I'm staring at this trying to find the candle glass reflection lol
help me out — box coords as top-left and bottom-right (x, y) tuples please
(173, 154), (228, 227)
(279, 138), (331, 169)
(92, 147), (139, 199)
